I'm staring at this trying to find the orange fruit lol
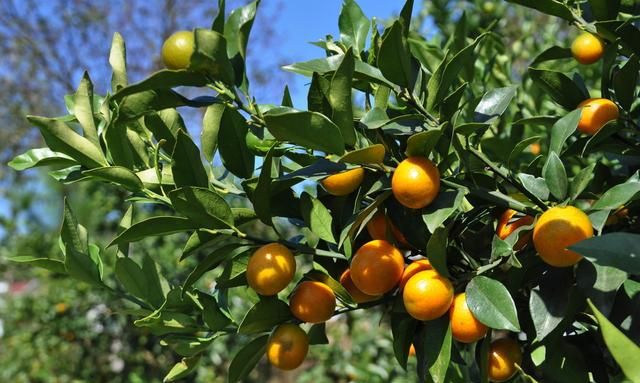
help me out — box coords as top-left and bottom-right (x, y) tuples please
(266, 324), (309, 370)
(246, 243), (296, 296)
(577, 98), (619, 135)
(529, 142), (541, 156)
(496, 209), (535, 250)
(449, 293), (488, 343)
(606, 207), (629, 226)
(533, 206), (594, 267)
(399, 259), (432, 290)
(392, 157), (441, 209)
(571, 32), (604, 65)
(339, 269), (380, 304)
(290, 281), (336, 323)
(321, 168), (365, 196)
(161, 31), (195, 70)
(403, 270), (454, 321)
(409, 344), (416, 356)
(366, 212), (409, 246)
(488, 338), (522, 382)
(350, 240), (405, 296)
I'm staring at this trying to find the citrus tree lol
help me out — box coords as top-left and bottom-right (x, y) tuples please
(8, 0), (640, 382)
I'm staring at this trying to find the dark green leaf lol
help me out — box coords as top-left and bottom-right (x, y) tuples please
(406, 130), (442, 157)
(169, 187), (234, 229)
(473, 86), (517, 123)
(528, 68), (589, 110)
(183, 245), (252, 292)
(505, 0), (573, 20)
(549, 109), (581, 155)
(426, 226), (450, 278)
(253, 146), (276, 224)
(530, 46), (573, 66)
(239, 298), (292, 334)
(117, 89), (217, 122)
(391, 313), (418, 370)
(570, 233), (640, 274)
(199, 292), (233, 332)
(82, 166), (143, 191)
(113, 70), (209, 101)
(74, 72), (100, 148)
(172, 130), (209, 188)
(613, 55), (639, 110)
(378, 21), (412, 87)
(329, 48), (356, 146)
(417, 316), (452, 383)
(227, 334), (269, 383)
(301, 192), (336, 244)
(115, 257), (149, 302)
(145, 109), (186, 152)
(466, 276), (520, 331)
(577, 261), (627, 316)
(340, 144), (386, 164)
(109, 216), (197, 247)
(529, 269), (572, 341)
(212, 0), (225, 32)
(591, 172), (640, 210)
(569, 163), (596, 200)
(589, 0), (620, 21)
(218, 108), (254, 178)
(518, 173), (550, 201)
(190, 29), (235, 85)
(264, 108), (345, 154)
(422, 190), (463, 233)
(224, 0), (259, 88)
(308, 323), (329, 345)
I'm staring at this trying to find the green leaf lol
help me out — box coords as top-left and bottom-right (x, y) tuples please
(199, 292), (233, 332)
(338, 0), (369, 56)
(264, 108), (345, 154)
(135, 310), (199, 335)
(466, 276), (520, 331)
(570, 233), (640, 274)
(218, 107), (254, 178)
(163, 355), (201, 383)
(589, 0), (620, 21)
(543, 152), (568, 200)
(308, 323), (329, 345)
(518, 173), (550, 201)
(391, 313), (418, 370)
(82, 166), (143, 191)
(145, 109), (186, 152)
(505, 0), (574, 21)
(378, 20), (412, 87)
(115, 257), (149, 302)
(507, 136), (542, 168)
(227, 334), (269, 383)
(141, 254), (166, 308)
(252, 146), (276, 225)
(528, 68), (589, 110)
(26, 116), (107, 169)
(577, 261), (627, 316)
(109, 32), (128, 92)
(530, 46), (573, 66)
(301, 192), (336, 244)
(282, 54), (395, 88)
(224, 0), (259, 88)
(172, 130), (209, 188)
(74, 72), (100, 148)
(422, 190), (463, 233)
(329, 48), (356, 146)
(212, 0), (225, 32)
(339, 144), (386, 164)
(190, 28), (235, 85)
(239, 297), (292, 334)
(306, 270), (354, 307)
(473, 86), (517, 123)
(117, 89), (216, 122)
(426, 34), (485, 112)
(426, 226), (450, 278)
(529, 269), (572, 341)
(8, 256), (66, 274)
(109, 216), (197, 247)
(569, 163), (596, 200)
(588, 300), (640, 382)
(183, 245), (252, 292)
(549, 109), (581, 155)
(613, 55), (639, 110)
(112, 70), (209, 101)
(8, 148), (76, 171)
(592, 171), (640, 210)
(169, 187), (234, 229)
(66, 244), (103, 287)
(406, 130), (442, 157)
(417, 316), (452, 383)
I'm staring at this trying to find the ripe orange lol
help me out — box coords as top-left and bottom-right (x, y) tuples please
(290, 281), (336, 323)
(350, 240), (405, 296)
(161, 31), (195, 70)
(246, 243), (296, 296)
(366, 212), (409, 246)
(339, 269), (380, 304)
(449, 293), (488, 343)
(533, 206), (594, 267)
(496, 209), (535, 250)
(529, 142), (541, 156)
(577, 98), (619, 135)
(606, 207), (629, 226)
(321, 168), (365, 196)
(409, 344), (416, 356)
(392, 157), (440, 209)
(403, 270), (454, 321)
(399, 259), (432, 290)
(571, 32), (604, 65)
(266, 324), (309, 370)
(488, 338), (522, 382)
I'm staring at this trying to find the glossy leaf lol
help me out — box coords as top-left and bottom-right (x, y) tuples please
(171, 130), (209, 188)
(391, 313), (417, 370)
(422, 190), (463, 233)
(74, 72), (100, 148)
(529, 269), (572, 341)
(591, 172), (640, 210)
(238, 298), (292, 334)
(199, 292), (233, 332)
(8, 148), (76, 171)
(109, 32), (128, 91)
(264, 108), (345, 154)
(378, 20), (412, 87)
(218, 107), (254, 178)
(505, 0), (573, 20)
(82, 166), (143, 191)
(169, 187), (234, 229)
(569, 163), (596, 200)
(112, 70), (209, 101)
(529, 68), (588, 110)
(190, 28), (235, 85)
(473, 86), (517, 123)
(570, 233), (640, 274)
(338, 0), (369, 56)
(329, 48), (356, 146)
(543, 152), (568, 200)
(518, 173), (550, 201)
(426, 226), (450, 278)
(228, 334), (269, 383)
(109, 216), (197, 246)
(549, 109), (581, 155)
(301, 192), (336, 244)
(418, 316), (452, 383)
(613, 55), (639, 110)
(339, 144), (385, 164)
(406, 130), (442, 157)
(466, 276), (520, 331)
(145, 109), (186, 152)
(115, 257), (149, 302)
